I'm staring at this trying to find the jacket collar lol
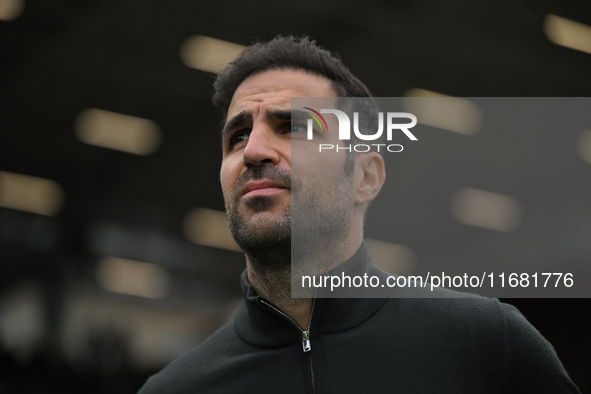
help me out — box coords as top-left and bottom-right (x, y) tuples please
(233, 241), (393, 348)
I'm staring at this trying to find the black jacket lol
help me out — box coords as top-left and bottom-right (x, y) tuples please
(139, 243), (580, 393)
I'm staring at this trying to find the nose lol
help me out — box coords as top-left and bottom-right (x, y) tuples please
(242, 124), (281, 167)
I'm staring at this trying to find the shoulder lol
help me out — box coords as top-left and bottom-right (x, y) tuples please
(138, 322), (246, 394)
(380, 288), (546, 348)
(376, 287), (533, 359)
(500, 302), (581, 392)
(376, 293), (580, 393)
(384, 284), (508, 327)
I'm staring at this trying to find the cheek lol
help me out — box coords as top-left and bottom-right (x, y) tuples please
(220, 157), (241, 197)
(315, 151), (348, 173)
(219, 165), (232, 198)
(293, 152), (347, 187)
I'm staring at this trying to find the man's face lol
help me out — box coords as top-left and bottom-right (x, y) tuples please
(220, 69), (353, 264)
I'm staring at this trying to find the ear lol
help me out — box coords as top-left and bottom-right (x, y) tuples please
(354, 152), (386, 205)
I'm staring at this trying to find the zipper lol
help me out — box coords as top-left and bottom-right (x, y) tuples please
(259, 297), (316, 352)
(259, 292), (317, 393)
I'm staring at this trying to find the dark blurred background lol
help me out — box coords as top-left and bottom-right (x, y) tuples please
(1, 0), (590, 393)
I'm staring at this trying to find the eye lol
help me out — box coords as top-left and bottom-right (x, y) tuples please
(290, 122), (308, 134)
(229, 129), (250, 147)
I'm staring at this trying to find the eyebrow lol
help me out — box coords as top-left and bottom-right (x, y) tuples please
(222, 109), (294, 138)
(222, 111), (251, 138)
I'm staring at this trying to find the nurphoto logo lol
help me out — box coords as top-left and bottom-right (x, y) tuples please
(302, 107), (418, 153)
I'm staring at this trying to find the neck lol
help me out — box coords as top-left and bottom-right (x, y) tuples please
(245, 236), (363, 329)
(246, 256), (312, 329)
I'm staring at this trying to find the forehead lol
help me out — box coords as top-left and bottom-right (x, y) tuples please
(227, 69), (337, 117)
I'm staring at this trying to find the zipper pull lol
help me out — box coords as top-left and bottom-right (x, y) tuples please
(302, 330), (311, 352)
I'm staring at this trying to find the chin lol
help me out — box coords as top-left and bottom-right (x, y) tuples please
(243, 194), (290, 212)
(230, 211), (290, 246)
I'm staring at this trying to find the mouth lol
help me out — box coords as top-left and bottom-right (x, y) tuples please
(241, 180), (289, 198)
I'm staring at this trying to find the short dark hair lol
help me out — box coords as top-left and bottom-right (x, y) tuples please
(212, 35), (372, 121)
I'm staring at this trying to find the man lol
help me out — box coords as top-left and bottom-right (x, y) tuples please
(139, 36), (580, 393)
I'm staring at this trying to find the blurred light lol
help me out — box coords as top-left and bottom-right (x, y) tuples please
(0, 283), (44, 355)
(0, 0), (24, 21)
(61, 294), (218, 370)
(183, 207), (241, 252)
(0, 171), (64, 216)
(95, 257), (171, 299)
(404, 88), (448, 98)
(451, 188), (522, 232)
(576, 130), (591, 164)
(403, 88), (482, 135)
(180, 35), (246, 73)
(75, 108), (161, 155)
(366, 239), (417, 275)
(544, 14), (591, 55)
